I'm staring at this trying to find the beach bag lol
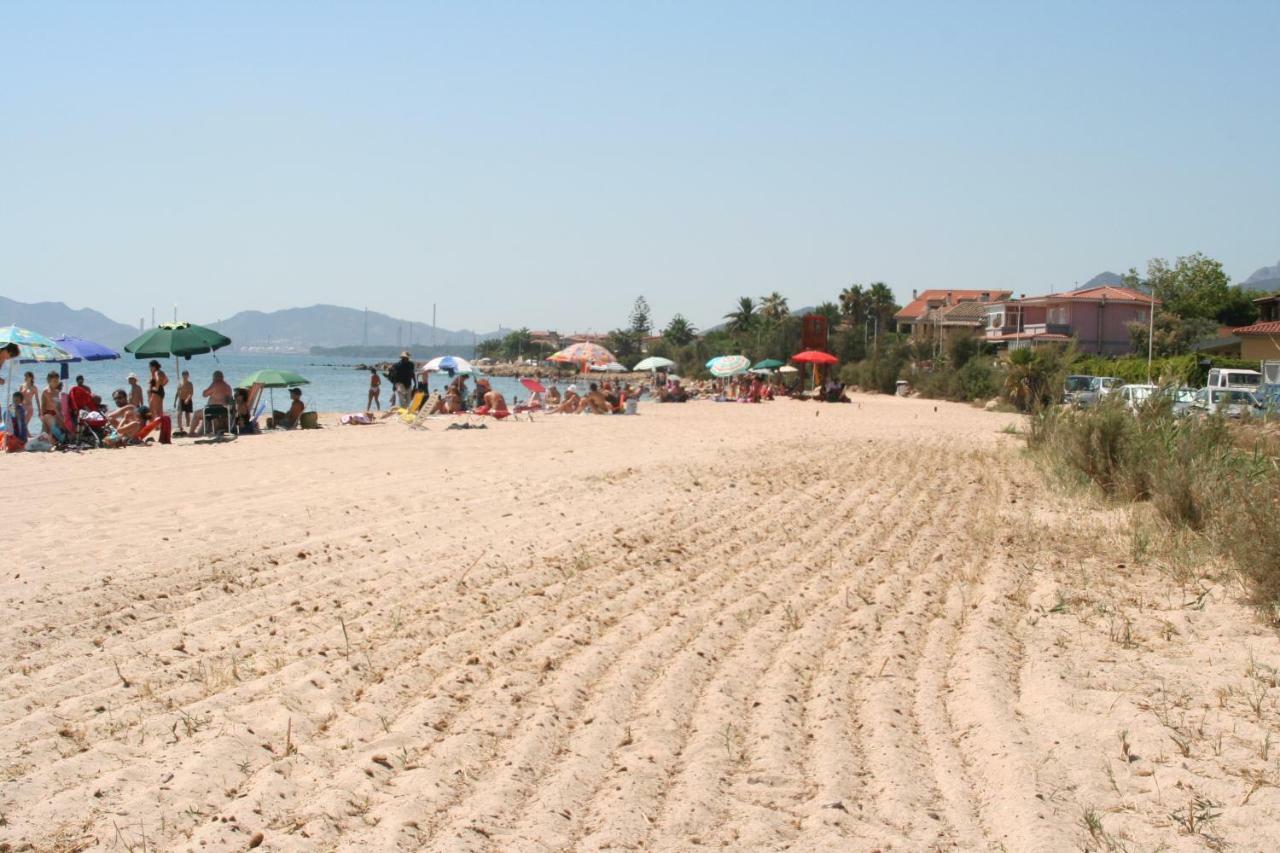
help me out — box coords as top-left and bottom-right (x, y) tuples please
(158, 415), (172, 444)
(25, 435), (52, 452)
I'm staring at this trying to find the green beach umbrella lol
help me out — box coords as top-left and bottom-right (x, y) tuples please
(235, 368), (309, 419)
(752, 358), (785, 370)
(235, 369), (309, 389)
(124, 322), (231, 359)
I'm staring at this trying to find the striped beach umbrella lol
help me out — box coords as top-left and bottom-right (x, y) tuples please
(706, 355), (751, 377)
(0, 325), (73, 362)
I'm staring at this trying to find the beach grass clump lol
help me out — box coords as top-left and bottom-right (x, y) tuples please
(1028, 398), (1280, 614)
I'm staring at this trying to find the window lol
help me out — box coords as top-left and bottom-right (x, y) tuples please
(1047, 306), (1068, 325)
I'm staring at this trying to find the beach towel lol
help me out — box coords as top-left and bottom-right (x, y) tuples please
(340, 412), (374, 425)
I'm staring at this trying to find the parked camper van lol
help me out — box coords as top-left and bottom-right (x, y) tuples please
(1206, 368), (1262, 391)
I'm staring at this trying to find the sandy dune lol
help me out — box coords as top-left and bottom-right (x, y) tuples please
(3, 395), (1279, 851)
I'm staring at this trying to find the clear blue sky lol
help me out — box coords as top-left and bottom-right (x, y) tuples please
(3, 1), (1278, 334)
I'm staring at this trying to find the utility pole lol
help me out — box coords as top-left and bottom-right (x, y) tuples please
(1146, 288), (1155, 385)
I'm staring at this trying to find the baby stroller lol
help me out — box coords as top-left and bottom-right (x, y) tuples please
(75, 409), (109, 448)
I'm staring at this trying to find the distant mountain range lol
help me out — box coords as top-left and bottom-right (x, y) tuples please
(206, 305), (502, 352)
(1242, 260), (1280, 293)
(0, 298), (503, 352)
(0, 297), (139, 346)
(1082, 271), (1124, 288)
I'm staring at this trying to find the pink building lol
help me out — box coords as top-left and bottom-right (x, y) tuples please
(984, 285), (1157, 355)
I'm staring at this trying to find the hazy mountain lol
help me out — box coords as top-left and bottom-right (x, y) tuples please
(1082, 271), (1124, 288)
(0, 296), (139, 346)
(1242, 261), (1280, 293)
(206, 304), (501, 352)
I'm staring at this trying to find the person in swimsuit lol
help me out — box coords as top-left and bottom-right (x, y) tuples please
(19, 372), (38, 429)
(555, 385), (582, 414)
(147, 360), (168, 418)
(39, 371), (64, 438)
(104, 389), (142, 447)
(8, 391), (29, 446)
(367, 369), (381, 411)
(476, 385), (510, 419)
(283, 387), (305, 429)
(176, 370), (194, 432)
(127, 374), (144, 409)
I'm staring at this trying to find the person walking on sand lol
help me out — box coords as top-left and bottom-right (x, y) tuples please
(389, 351), (414, 408)
(175, 370), (194, 432)
(367, 368), (381, 411)
(147, 360), (168, 419)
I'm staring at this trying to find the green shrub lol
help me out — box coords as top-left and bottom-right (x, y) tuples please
(1029, 399), (1280, 613)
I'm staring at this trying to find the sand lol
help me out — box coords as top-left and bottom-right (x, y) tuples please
(3, 394), (1279, 851)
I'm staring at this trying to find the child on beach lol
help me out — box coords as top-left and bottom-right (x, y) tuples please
(176, 371), (194, 432)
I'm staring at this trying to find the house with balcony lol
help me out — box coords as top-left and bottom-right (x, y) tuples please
(984, 285), (1157, 355)
(1231, 294), (1280, 361)
(894, 289), (1013, 338)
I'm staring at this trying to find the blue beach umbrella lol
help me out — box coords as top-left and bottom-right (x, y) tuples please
(0, 325), (73, 363)
(52, 336), (120, 362)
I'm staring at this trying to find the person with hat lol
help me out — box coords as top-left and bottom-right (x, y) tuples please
(389, 351), (415, 408)
(126, 373), (144, 410)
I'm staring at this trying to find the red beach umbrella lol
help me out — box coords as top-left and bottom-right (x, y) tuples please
(520, 378), (546, 394)
(791, 349), (838, 364)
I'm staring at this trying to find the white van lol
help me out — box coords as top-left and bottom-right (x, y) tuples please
(1207, 368), (1262, 391)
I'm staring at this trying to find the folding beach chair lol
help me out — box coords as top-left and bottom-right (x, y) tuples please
(399, 391), (427, 424)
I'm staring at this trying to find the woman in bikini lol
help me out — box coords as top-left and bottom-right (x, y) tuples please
(148, 360), (168, 419)
(367, 369), (381, 411)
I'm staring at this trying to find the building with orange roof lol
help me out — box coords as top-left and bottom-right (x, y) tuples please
(984, 285), (1157, 355)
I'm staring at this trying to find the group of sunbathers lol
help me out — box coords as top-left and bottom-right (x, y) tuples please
(2, 363), (308, 452)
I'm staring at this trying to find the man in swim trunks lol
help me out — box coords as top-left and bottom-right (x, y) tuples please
(127, 373), (144, 409)
(104, 388), (142, 447)
(190, 370), (233, 433)
(175, 370), (194, 432)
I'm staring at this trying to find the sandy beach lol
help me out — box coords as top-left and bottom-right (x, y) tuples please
(3, 395), (1279, 851)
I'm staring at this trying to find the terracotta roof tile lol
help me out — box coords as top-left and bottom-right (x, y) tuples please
(1232, 321), (1280, 336)
(895, 289), (1013, 321)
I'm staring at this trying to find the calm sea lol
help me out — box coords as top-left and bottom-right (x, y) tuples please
(10, 353), (552, 414)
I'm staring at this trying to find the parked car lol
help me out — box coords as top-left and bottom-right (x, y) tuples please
(1072, 376), (1123, 407)
(1171, 386), (1198, 417)
(1191, 387), (1265, 418)
(1118, 383), (1157, 412)
(1062, 374), (1093, 404)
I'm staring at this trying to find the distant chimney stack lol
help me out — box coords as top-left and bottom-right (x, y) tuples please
(945, 290), (953, 305)
(980, 291), (990, 302)
(912, 289), (918, 300)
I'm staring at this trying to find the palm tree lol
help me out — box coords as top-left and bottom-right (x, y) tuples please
(812, 301), (841, 330)
(759, 291), (790, 322)
(724, 297), (756, 333)
(839, 285), (867, 326)
(867, 282), (897, 345)
(662, 314), (698, 346)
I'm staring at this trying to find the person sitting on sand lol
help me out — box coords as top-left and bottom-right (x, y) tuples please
(545, 383), (561, 406)
(583, 383), (612, 414)
(231, 387), (258, 434)
(8, 391), (29, 446)
(275, 387), (305, 429)
(103, 389), (142, 447)
(476, 384), (510, 419)
(555, 384), (582, 414)
(190, 370), (233, 433)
